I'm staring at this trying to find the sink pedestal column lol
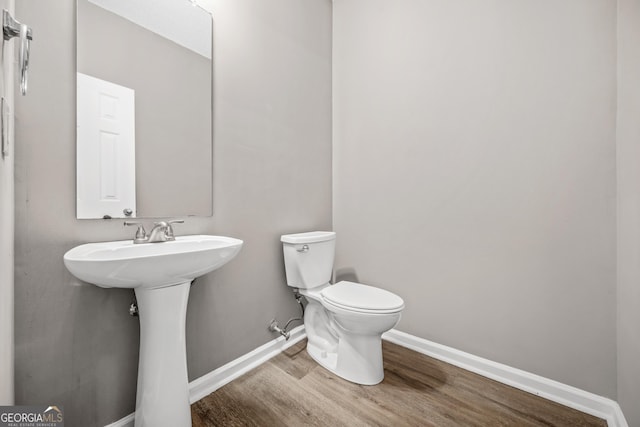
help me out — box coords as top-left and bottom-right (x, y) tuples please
(134, 281), (192, 427)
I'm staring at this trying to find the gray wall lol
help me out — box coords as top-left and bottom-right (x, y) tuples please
(333, 0), (617, 398)
(77, 0), (212, 218)
(0, 0), (14, 406)
(14, 0), (332, 425)
(14, 0), (636, 425)
(617, 0), (640, 424)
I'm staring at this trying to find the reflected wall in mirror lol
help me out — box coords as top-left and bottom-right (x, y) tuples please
(76, 0), (213, 219)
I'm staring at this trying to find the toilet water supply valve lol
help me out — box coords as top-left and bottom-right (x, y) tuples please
(268, 292), (305, 341)
(268, 319), (290, 340)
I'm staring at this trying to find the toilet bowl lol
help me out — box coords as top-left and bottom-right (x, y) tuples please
(281, 231), (404, 385)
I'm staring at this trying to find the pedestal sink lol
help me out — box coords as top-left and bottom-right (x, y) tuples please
(63, 235), (243, 427)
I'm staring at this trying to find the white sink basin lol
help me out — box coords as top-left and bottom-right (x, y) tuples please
(63, 234), (243, 427)
(64, 235), (243, 289)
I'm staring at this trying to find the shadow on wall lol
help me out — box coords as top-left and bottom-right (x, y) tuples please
(335, 268), (359, 283)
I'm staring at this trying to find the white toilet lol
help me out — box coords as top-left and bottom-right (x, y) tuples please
(281, 231), (404, 385)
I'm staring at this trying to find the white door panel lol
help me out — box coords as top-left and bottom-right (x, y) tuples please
(77, 72), (136, 218)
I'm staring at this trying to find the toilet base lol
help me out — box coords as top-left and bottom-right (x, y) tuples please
(306, 332), (384, 386)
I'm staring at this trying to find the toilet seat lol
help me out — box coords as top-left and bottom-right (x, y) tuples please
(321, 281), (404, 314)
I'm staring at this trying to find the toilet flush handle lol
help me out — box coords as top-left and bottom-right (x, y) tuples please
(297, 245), (309, 253)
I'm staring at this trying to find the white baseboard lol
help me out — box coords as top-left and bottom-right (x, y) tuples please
(104, 413), (134, 427)
(104, 325), (306, 427)
(189, 324), (306, 403)
(382, 329), (628, 427)
(106, 326), (628, 427)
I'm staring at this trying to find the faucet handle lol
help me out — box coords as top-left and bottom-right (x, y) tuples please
(166, 219), (184, 239)
(124, 221), (147, 241)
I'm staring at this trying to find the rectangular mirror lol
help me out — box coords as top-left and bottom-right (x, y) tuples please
(76, 0), (212, 219)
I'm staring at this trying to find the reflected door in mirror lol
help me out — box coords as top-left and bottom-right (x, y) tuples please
(77, 73), (136, 219)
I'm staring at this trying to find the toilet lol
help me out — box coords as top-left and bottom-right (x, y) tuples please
(281, 231), (404, 385)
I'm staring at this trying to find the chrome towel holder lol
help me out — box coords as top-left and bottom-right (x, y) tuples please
(3, 9), (32, 95)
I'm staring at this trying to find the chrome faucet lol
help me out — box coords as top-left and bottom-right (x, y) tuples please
(124, 220), (184, 244)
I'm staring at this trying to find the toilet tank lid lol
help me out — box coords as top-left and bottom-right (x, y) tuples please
(281, 231), (336, 244)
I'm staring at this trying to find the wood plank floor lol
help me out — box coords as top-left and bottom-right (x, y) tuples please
(191, 339), (606, 427)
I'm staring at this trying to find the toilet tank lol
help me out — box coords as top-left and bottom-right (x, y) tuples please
(281, 231), (336, 289)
